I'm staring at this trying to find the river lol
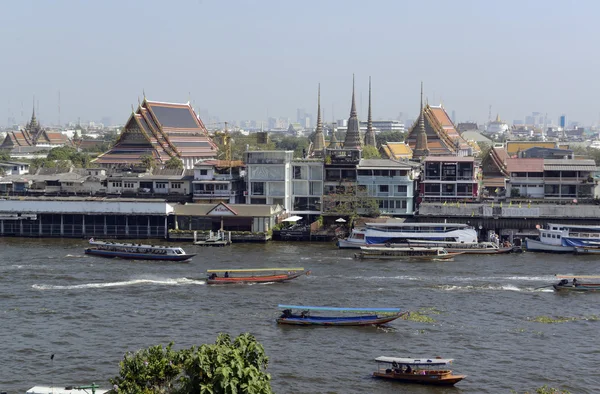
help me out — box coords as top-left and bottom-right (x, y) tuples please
(1, 238), (599, 393)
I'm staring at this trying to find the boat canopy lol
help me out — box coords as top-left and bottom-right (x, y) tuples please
(207, 268), (304, 273)
(277, 305), (401, 313)
(556, 274), (600, 279)
(360, 246), (445, 252)
(375, 356), (453, 366)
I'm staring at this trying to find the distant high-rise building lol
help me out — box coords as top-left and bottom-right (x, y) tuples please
(559, 115), (567, 129)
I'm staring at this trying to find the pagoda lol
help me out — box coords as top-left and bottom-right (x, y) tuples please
(0, 106), (69, 152)
(342, 75), (362, 150)
(364, 77), (376, 147)
(310, 84), (326, 157)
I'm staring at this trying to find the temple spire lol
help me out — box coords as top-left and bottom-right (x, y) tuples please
(364, 76), (376, 147)
(311, 83), (325, 156)
(413, 81), (429, 159)
(328, 123), (340, 149)
(343, 74), (362, 149)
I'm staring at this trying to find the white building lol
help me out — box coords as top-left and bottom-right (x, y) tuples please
(244, 150), (294, 210)
(290, 158), (324, 218)
(356, 159), (418, 216)
(192, 159), (245, 204)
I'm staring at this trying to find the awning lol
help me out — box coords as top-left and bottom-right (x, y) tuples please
(335, 218), (347, 223)
(282, 215), (303, 222)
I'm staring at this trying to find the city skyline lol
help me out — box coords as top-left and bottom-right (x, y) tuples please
(2, 0), (600, 127)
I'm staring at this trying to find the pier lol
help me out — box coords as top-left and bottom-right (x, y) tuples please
(193, 230), (232, 246)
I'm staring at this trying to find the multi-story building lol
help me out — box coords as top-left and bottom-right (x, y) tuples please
(192, 160), (245, 204)
(0, 161), (30, 176)
(356, 159), (418, 216)
(323, 149), (361, 214)
(290, 158), (323, 220)
(420, 156), (479, 201)
(507, 158), (598, 200)
(106, 169), (193, 198)
(244, 150), (294, 210)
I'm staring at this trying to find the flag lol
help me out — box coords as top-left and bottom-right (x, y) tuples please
(491, 202), (494, 208)
(500, 202), (503, 208)
(528, 202), (531, 208)
(443, 201), (447, 206)
(509, 201), (512, 207)
(519, 202), (522, 208)
(471, 211), (474, 217)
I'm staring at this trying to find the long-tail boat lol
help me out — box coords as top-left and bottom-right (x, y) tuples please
(373, 356), (466, 386)
(206, 268), (309, 284)
(552, 275), (600, 292)
(354, 246), (463, 261)
(276, 305), (407, 326)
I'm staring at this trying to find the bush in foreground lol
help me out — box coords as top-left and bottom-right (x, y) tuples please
(110, 333), (272, 394)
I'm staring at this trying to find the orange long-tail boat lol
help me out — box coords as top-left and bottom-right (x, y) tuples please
(206, 268), (310, 284)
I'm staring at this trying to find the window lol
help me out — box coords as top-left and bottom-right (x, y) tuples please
(396, 185), (407, 195)
(156, 182), (167, 189)
(309, 166), (322, 180)
(293, 166), (305, 179)
(250, 198), (266, 204)
(272, 198), (284, 206)
(251, 182), (265, 195)
(171, 183), (182, 189)
(309, 181), (322, 196)
(379, 185), (389, 193)
(124, 182), (135, 188)
(200, 169), (208, 175)
(111, 181), (122, 188)
(215, 184), (228, 190)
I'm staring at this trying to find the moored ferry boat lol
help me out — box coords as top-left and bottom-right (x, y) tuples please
(403, 240), (513, 254)
(84, 239), (195, 261)
(526, 223), (600, 253)
(373, 356), (466, 386)
(338, 222), (477, 249)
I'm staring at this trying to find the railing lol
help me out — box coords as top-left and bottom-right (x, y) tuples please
(193, 190), (235, 196)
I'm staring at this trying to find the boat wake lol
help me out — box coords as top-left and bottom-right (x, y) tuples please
(32, 277), (205, 290)
(65, 254), (86, 258)
(439, 284), (524, 292)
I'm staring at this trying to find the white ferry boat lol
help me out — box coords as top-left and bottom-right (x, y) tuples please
(525, 223), (600, 253)
(338, 222), (477, 249)
(85, 239), (196, 261)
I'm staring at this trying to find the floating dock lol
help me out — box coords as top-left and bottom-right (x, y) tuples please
(194, 230), (232, 247)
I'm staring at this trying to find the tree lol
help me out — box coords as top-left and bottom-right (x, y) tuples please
(0, 151), (10, 161)
(361, 145), (381, 159)
(140, 154), (158, 170)
(110, 333), (272, 394)
(165, 157), (184, 170)
(375, 131), (404, 147)
(323, 185), (380, 219)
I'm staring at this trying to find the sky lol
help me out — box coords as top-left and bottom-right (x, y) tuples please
(2, 0), (600, 127)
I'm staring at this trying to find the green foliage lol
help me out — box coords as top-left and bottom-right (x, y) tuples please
(361, 145), (381, 159)
(110, 333), (272, 394)
(477, 142), (491, 159)
(375, 131), (404, 147)
(516, 385), (571, 394)
(28, 146), (91, 172)
(324, 186), (380, 218)
(140, 154), (158, 170)
(0, 151), (11, 161)
(165, 157), (184, 170)
(215, 132), (276, 161)
(272, 135), (310, 158)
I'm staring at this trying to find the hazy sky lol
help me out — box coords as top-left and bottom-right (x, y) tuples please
(2, 0), (600, 127)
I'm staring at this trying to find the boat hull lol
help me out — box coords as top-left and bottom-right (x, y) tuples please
(525, 239), (574, 253)
(277, 312), (406, 326)
(553, 284), (600, 292)
(207, 272), (306, 284)
(337, 239), (365, 249)
(355, 251), (463, 261)
(373, 371), (466, 386)
(445, 247), (512, 254)
(84, 248), (195, 261)
(574, 247), (600, 255)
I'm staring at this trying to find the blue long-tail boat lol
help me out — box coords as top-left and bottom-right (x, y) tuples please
(276, 305), (407, 326)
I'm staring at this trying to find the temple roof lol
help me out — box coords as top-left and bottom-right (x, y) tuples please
(406, 103), (470, 156)
(380, 142), (412, 160)
(94, 98), (217, 167)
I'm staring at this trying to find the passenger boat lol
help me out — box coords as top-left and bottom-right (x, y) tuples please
(84, 239), (195, 261)
(373, 356), (466, 386)
(573, 246), (600, 255)
(526, 223), (600, 253)
(354, 246), (462, 261)
(206, 268), (309, 284)
(276, 305), (407, 326)
(552, 275), (600, 292)
(338, 222), (477, 249)
(403, 240), (513, 254)
(336, 227), (367, 248)
(27, 383), (109, 394)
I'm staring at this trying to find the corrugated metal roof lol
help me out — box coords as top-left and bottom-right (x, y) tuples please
(505, 158), (544, 172)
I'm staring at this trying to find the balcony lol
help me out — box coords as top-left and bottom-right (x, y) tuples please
(193, 190), (236, 197)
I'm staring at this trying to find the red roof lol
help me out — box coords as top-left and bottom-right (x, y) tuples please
(505, 158), (544, 172)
